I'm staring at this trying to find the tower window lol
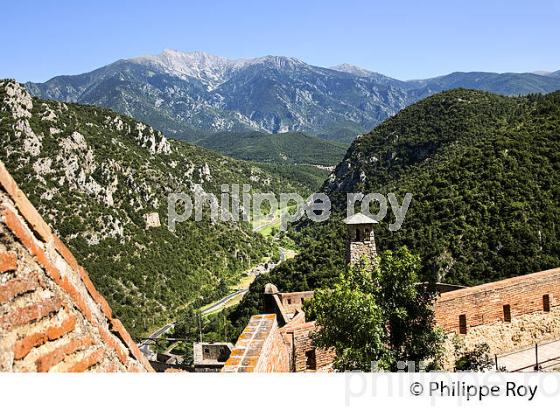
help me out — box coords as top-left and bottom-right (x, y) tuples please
(305, 349), (316, 370)
(503, 304), (511, 322)
(543, 294), (551, 312)
(363, 228), (370, 241)
(355, 228), (362, 241)
(459, 314), (467, 334)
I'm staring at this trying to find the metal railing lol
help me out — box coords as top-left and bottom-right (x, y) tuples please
(495, 339), (560, 371)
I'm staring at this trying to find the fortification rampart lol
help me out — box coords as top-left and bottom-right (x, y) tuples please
(434, 267), (560, 334)
(0, 161), (152, 372)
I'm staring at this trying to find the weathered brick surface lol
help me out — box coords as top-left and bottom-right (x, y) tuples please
(222, 314), (290, 373)
(64, 348), (105, 372)
(434, 267), (560, 333)
(0, 272), (40, 303)
(79, 266), (112, 319)
(0, 160), (153, 372)
(0, 251), (17, 272)
(0, 297), (62, 332)
(285, 321), (335, 372)
(35, 336), (93, 372)
(13, 314), (77, 359)
(0, 160), (52, 242)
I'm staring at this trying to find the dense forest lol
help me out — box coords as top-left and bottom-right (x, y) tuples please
(195, 131), (346, 166)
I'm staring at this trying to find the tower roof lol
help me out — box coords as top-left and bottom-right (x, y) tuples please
(343, 212), (378, 225)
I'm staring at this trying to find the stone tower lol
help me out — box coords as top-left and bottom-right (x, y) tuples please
(343, 212), (378, 266)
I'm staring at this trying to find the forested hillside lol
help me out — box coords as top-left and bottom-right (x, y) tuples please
(325, 89), (560, 285)
(195, 131), (346, 165)
(0, 80), (312, 337)
(228, 89), (560, 332)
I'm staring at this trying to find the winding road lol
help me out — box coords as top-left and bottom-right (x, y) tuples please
(137, 289), (249, 356)
(136, 261), (275, 357)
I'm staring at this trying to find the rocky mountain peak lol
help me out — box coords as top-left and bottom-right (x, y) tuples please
(330, 63), (376, 77)
(131, 49), (246, 90)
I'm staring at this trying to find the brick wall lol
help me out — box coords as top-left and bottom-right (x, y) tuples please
(276, 291), (315, 316)
(221, 314), (290, 373)
(0, 161), (152, 372)
(286, 321), (335, 372)
(260, 287), (335, 372)
(434, 267), (560, 334)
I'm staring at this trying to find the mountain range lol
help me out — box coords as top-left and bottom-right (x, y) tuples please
(26, 50), (560, 144)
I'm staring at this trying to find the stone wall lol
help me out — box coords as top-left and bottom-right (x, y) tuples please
(0, 161), (152, 372)
(286, 321), (335, 372)
(434, 267), (560, 333)
(346, 224), (377, 266)
(441, 307), (560, 370)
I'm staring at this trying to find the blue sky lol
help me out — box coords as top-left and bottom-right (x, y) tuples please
(2, 0), (560, 82)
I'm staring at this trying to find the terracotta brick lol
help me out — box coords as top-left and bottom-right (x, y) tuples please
(53, 235), (79, 272)
(13, 333), (47, 360)
(0, 272), (39, 303)
(59, 276), (95, 323)
(2, 206), (66, 294)
(46, 315), (77, 340)
(13, 314), (77, 360)
(2, 206), (63, 285)
(3, 205), (101, 327)
(35, 336), (94, 372)
(111, 319), (153, 371)
(66, 348), (104, 372)
(0, 297), (62, 332)
(33, 245), (62, 283)
(0, 162), (52, 242)
(79, 266), (112, 319)
(0, 163), (153, 372)
(3, 206), (97, 326)
(1, 206), (41, 258)
(0, 251), (17, 272)
(98, 326), (128, 365)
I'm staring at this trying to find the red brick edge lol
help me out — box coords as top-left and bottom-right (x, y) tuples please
(0, 160), (153, 372)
